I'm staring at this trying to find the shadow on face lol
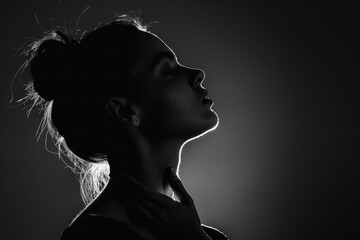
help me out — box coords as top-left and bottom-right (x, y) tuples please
(101, 26), (219, 143)
(42, 23), (218, 160)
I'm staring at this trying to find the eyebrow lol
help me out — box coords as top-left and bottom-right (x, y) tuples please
(150, 51), (177, 69)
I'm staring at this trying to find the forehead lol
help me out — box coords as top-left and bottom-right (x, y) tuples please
(134, 31), (176, 63)
(130, 31), (176, 81)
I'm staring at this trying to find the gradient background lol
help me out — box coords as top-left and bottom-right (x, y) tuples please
(0, 1), (359, 239)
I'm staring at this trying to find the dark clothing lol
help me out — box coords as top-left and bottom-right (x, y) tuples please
(60, 215), (228, 240)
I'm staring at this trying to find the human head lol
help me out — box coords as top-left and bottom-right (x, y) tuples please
(21, 13), (218, 204)
(106, 27), (219, 144)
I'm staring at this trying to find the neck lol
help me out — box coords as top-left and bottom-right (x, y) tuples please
(107, 130), (185, 198)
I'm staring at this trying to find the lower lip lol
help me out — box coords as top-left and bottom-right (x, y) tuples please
(202, 99), (213, 105)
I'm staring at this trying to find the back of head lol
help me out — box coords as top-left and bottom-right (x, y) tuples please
(20, 13), (151, 205)
(31, 24), (140, 159)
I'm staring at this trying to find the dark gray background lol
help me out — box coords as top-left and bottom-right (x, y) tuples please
(0, 1), (358, 239)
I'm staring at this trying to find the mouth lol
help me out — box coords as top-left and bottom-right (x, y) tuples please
(201, 90), (213, 104)
(201, 90), (208, 101)
(202, 98), (213, 105)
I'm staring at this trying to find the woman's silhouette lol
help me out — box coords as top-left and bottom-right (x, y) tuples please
(21, 13), (227, 240)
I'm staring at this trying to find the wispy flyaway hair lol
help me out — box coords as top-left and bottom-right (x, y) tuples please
(15, 12), (153, 206)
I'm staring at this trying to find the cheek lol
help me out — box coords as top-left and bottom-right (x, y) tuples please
(141, 83), (199, 126)
(165, 87), (199, 116)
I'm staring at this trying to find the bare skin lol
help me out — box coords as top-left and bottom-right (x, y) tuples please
(73, 28), (218, 240)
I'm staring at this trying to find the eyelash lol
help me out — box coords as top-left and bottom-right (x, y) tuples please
(162, 65), (176, 75)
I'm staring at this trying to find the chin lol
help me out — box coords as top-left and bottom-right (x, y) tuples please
(203, 108), (219, 130)
(186, 110), (219, 142)
(205, 110), (220, 133)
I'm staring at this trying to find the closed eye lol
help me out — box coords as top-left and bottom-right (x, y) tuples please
(163, 67), (175, 75)
(162, 64), (177, 76)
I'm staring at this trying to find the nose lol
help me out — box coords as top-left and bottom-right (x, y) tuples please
(189, 69), (205, 88)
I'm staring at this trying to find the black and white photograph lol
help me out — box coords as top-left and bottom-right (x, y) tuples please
(0, 1), (358, 239)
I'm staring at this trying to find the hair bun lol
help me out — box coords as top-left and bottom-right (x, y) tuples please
(30, 38), (75, 101)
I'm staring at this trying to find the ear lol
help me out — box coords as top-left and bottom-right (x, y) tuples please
(105, 97), (141, 127)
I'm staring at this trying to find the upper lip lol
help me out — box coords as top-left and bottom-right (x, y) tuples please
(201, 90), (208, 100)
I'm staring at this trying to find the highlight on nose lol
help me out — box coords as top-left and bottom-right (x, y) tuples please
(190, 69), (205, 88)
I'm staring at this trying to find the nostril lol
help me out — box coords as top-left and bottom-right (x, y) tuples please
(193, 69), (205, 87)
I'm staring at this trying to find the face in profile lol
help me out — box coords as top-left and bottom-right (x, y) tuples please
(126, 30), (219, 141)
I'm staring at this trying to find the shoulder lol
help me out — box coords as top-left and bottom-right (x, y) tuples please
(201, 224), (229, 240)
(59, 215), (229, 240)
(59, 215), (144, 240)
